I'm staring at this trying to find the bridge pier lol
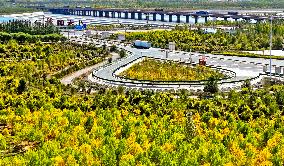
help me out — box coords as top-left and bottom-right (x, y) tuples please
(185, 15), (190, 23)
(153, 13), (156, 21)
(194, 16), (198, 24)
(124, 12), (128, 19)
(204, 16), (208, 23)
(169, 14), (172, 22)
(105, 11), (109, 17)
(111, 12), (115, 18)
(176, 14), (181, 23)
(99, 11), (103, 17)
(93, 10), (97, 17)
(138, 12), (142, 20)
(117, 12), (121, 18)
(131, 12), (135, 19)
(223, 17), (228, 21)
(160, 14), (164, 21)
(146, 14), (149, 21)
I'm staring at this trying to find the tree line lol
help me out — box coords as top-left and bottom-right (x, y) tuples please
(124, 22), (284, 53)
(0, 20), (60, 35)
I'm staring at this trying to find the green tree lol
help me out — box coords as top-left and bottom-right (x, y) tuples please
(119, 49), (126, 58)
(204, 76), (219, 94)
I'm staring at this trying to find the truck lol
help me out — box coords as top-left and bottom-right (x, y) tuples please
(133, 40), (151, 49)
(199, 55), (206, 66)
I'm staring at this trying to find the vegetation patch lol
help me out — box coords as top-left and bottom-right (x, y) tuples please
(125, 22), (284, 52)
(1, 16), (284, 165)
(212, 51), (284, 60)
(0, 6), (38, 15)
(119, 58), (225, 81)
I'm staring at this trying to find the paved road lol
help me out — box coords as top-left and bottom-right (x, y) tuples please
(59, 31), (284, 91)
(60, 53), (120, 85)
(90, 45), (284, 91)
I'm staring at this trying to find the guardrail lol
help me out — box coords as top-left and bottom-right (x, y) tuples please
(92, 71), (283, 90)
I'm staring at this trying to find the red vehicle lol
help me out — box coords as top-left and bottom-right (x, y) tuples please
(199, 55), (206, 66)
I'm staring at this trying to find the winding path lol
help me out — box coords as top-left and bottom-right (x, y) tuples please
(60, 53), (120, 85)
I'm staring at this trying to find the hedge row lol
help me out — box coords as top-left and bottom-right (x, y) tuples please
(53, 57), (104, 79)
(0, 32), (66, 43)
(212, 51), (284, 60)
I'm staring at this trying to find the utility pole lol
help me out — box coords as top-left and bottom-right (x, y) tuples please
(166, 50), (168, 58)
(190, 49), (192, 64)
(269, 16), (273, 79)
(42, 14), (45, 26)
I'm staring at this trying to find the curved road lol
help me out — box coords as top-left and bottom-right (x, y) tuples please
(59, 33), (284, 91)
(89, 45), (284, 91)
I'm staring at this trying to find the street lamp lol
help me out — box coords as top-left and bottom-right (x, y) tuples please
(189, 49), (192, 64)
(269, 16), (273, 79)
(42, 14), (45, 25)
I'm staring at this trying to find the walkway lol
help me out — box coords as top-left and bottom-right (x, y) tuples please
(60, 53), (120, 85)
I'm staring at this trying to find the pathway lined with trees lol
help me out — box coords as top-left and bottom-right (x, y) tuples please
(60, 52), (120, 85)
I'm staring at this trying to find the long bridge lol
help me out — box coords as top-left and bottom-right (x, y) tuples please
(31, 6), (274, 24)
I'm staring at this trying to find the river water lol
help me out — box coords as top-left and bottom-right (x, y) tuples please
(0, 17), (15, 23)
